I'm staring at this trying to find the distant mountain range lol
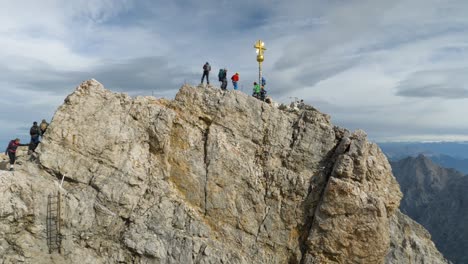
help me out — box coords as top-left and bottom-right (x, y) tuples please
(429, 154), (468, 174)
(380, 142), (468, 173)
(391, 155), (468, 264)
(379, 141), (468, 159)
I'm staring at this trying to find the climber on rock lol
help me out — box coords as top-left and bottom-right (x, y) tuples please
(201, 62), (211, 85)
(231, 72), (239, 90)
(40, 119), (49, 138)
(4, 138), (28, 171)
(252, 82), (260, 98)
(29, 121), (40, 154)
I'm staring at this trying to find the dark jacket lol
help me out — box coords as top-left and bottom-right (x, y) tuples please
(203, 63), (211, 72)
(30, 125), (40, 136)
(5, 140), (28, 154)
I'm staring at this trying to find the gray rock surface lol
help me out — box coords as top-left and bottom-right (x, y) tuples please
(386, 210), (450, 264)
(0, 80), (448, 263)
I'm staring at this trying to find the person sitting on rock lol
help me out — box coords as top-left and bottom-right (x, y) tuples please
(260, 85), (267, 101)
(298, 99), (305, 109)
(4, 138), (28, 171)
(40, 119), (49, 137)
(29, 121), (40, 154)
(252, 82), (260, 98)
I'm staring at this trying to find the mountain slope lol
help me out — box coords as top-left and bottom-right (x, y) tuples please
(0, 80), (448, 263)
(380, 142), (468, 173)
(386, 211), (451, 264)
(391, 155), (468, 263)
(429, 154), (468, 174)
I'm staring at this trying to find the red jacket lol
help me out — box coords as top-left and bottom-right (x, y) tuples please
(6, 141), (19, 153)
(5, 140), (28, 153)
(231, 74), (239, 82)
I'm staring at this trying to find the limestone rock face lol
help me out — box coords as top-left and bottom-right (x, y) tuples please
(0, 153), (8, 170)
(386, 211), (450, 264)
(0, 79), (447, 263)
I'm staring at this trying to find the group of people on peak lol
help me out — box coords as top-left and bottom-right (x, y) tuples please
(4, 119), (49, 171)
(200, 62), (269, 102)
(201, 62), (241, 91)
(253, 77), (267, 102)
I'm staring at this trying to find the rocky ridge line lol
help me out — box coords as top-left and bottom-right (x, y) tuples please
(0, 79), (448, 263)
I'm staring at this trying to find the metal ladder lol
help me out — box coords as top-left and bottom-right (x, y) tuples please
(47, 191), (62, 254)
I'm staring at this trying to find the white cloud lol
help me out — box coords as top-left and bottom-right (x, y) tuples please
(66, 0), (134, 23)
(2, 0), (468, 144)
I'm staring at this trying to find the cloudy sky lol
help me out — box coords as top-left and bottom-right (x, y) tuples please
(2, 0), (468, 145)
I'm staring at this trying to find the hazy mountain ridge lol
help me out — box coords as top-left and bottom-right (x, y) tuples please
(391, 155), (468, 264)
(381, 142), (468, 173)
(379, 142), (468, 160)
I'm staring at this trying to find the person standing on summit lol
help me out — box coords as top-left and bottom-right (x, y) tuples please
(231, 72), (239, 90)
(201, 62), (211, 85)
(219, 68), (228, 90)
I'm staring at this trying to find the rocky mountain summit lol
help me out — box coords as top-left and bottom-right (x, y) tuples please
(0, 80), (448, 263)
(391, 155), (467, 264)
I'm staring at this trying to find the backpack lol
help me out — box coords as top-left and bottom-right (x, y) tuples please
(203, 64), (211, 71)
(40, 122), (48, 131)
(30, 126), (39, 136)
(218, 69), (225, 81)
(261, 77), (266, 86)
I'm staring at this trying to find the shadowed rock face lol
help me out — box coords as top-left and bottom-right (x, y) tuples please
(0, 79), (448, 263)
(392, 155), (467, 264)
